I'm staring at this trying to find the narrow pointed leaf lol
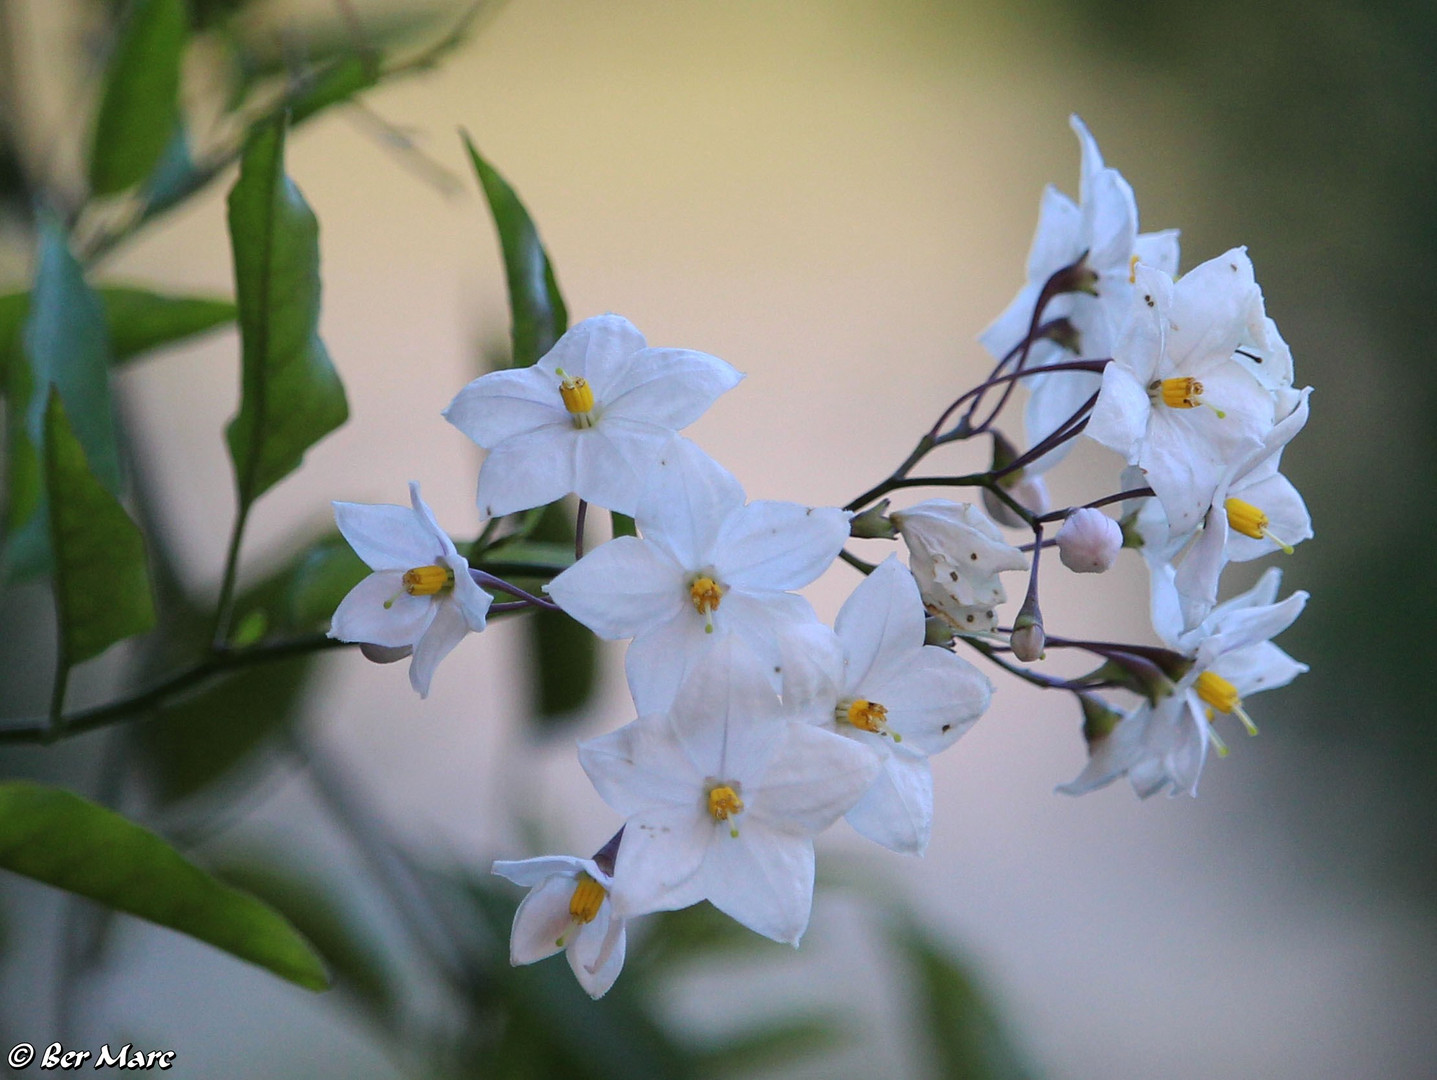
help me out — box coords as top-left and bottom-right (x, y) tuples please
(101, 287), (235, 362)
(44, 390), (155, 665)
(24, 216), (119, 492)
(89, 0), (188, 196)
(0, 782), (329, 991)
(226, 116), (347, 508)
(461, 132), (567, 367)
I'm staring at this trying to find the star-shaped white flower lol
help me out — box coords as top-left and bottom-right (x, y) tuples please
(444, 313), (742, 517)
(891, 499), (1027, 634)
(492, 851), (627, 999)
(980, 116), (1179, 474)
(1087, 251), (1277, 535)
(545, 438), (851, 714)
(578, 639), (881, 944)
(329, 482), (492, 697)
(1059, 568), (1308, 798)
(782, 556), (993, 854)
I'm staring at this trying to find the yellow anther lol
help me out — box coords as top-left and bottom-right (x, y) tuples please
(689, 575), (725, 621)
(555, 367), (595, 419)
(840, 699), (902, 742)
(1196, 670), (1259, 737)
(402, 564), (454, 596)
(1156, 376), (1204, 409)
(1224, 497), (1295, 554)
(567, 873), (606, 925)
(708, 784), (744, 837)
(1129, 254), (1140, 284)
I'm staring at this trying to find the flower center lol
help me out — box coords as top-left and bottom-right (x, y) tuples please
(1223, 497), (1295, 554)
(401, 564), (454, 596)
(1150, 376), (1227, 418)
(1195, 670), (1258, 737)
(567, 873), (606, 925)
(688, 574), (726, 634)
(837, 698), (902, 742)
(554, 367), (595, 428)
(707, 783), (745, 837)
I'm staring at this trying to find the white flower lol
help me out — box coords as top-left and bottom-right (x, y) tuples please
(578, 638), (880, 944)
(980, 116), (1179, 474)
(545, 438), (851, 714)
(781, 556), (993, 854)
(444, 313), (742, 517)
(1059, 568), (1308, 798)
(1055, 507), (1123, 574)
(491, 852), (626, 999)
(1086, 251), (1277, 535)
(891, 499), (1027, 634)
(330, 482), (492, 697)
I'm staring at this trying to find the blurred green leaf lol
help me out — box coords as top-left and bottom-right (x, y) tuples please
(525, 502), (595, 724)
(89, 0), (188, 196)
(215, 855), (395, 1022)
(462, 133), (568, 367)
(226, 115), (347, 509)
(289, 56), (379, 126)
(43, 389), (155, 667)
(476, 538), (574, 576)
(892, 919), (1036, 1080)
(0, 782), (328, 991)
(24, 216), (118, 492)
(625, 901), (785, 984)
(286, 533), (368, 629)
(690, 1016), (842, 1076)
(101, 287), (235, 362)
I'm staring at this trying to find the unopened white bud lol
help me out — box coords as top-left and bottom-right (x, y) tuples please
(1055, 508), (1122, 574)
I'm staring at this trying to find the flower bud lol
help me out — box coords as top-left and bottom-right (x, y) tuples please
(849, 499), (898, 540)
(1055, 508), (1122, 574)
(1009, 620), (1045, 662)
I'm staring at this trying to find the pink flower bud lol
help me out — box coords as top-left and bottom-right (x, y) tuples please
(1055, 508), (1122, 574)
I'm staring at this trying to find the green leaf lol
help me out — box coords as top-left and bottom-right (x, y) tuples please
(215, 855), (395, 1021)
(285, 533), (368, 629)
(461, 132), (568, 367)
(24, 216), (119, 493)
(0, 782), (328, 991)
(892, 919), (1037, 1080)
(89, 0), (188, 196)
(44, 389), (155, 667)
(476, 538), (574, 576)
(289, 56), (379, 126)
(101, 287), (235, 362)
(525, 502), (595, 724)
(225, 116), (347, 508)
(690, 1016), (842, 1076)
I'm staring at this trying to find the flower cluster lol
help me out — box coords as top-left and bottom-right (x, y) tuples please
(326, 117), (1311, 998)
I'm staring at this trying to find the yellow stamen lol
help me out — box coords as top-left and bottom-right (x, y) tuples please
(1196, 671), (1260, 737)
(1157, 376), (1204, 409)
(1224, 498), (1295, 554)
(555, 367), (595, 424)
(689, 575), (726, 633)
(567, 873), (606, 925)
(839, 698), (902, 742)
(708, 783), (744, 837)
(402, 564), (454, 597)
(1129, 254), (1140, 284)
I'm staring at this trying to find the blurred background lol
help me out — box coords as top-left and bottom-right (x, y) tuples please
(2, 0), (1435, 1077)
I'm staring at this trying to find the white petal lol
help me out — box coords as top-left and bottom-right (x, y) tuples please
(545, 536), (686, 639)
(860, 646), (992, 756)
(1168, 249), (1258, 374)
(446, 558), (493, 631)
(979, 281), (1045, 362)
(668, 637), (788, 784)
(474, 424), (576, 518)
(1198, 591), (1308, 663)
(492, 855), (593, 888)
(443, 367), (570, 449)
(330, 572), (435, 647)
(538, 314), (648, 394)
(713, 501), (850, 591)
(609, 805), (714, 918)
(776, 621), (845, 711)
(569, 911), (626, 999)
(1027, 184), (1083, 281)
(700, 820), (814, 945)
(1214, 641), (1308, 698)
(635, 437), (745, 569)
(624, 610), (716, 715)
(579, 715), (701, 818)
(1134, 229), (1180, 275)
(1083, 167), (1138, 272)
(1024, 367), (1103, 471)
(834, 555), (926, 693)
(602, 347), (743, 428)
(333, 501), (437, 570)
(572, 417), (671, 516)
(1085, 365), (1150, 461)
(409, 601), (470, 697)
(1225, 473), (1311, 563)
(845, 753), (933, 855)
(753, 722), (881, 835)
(714, 589), (823, 690)
(508, 874), (574, 965)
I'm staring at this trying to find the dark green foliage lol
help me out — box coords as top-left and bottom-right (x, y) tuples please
(89, 0), (188, 196)
(0, 782), (328, 991)
(225, 116), (347, 509)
